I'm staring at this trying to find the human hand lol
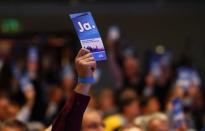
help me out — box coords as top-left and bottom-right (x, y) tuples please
(75, 48), (96, 78)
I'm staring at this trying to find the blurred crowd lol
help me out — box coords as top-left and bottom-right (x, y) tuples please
(0, 27), (204, 131)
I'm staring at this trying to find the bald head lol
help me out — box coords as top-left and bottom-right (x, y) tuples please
(82, 109), (104, 131)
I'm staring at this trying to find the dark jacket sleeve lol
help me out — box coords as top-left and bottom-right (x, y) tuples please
(51, 91), (90, 131)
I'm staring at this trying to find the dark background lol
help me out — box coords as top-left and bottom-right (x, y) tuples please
(0, 1), (205, 86)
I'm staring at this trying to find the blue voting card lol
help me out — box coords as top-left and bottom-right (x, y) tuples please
(176, 67), (201, 92)
(70, 12), (107, 61)
(171, 98), (186, 128)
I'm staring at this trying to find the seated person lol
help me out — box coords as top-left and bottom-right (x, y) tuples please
(0, 120), (28, 131)
(120, 124), (143, 131)
(82, 109), (104, 131)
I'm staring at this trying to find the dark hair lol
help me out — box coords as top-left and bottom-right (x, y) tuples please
(0, 90), (10, 99)
(140, 95), (158, 108)
(0, 120), (29, 131)
(118, 96), (138, 113)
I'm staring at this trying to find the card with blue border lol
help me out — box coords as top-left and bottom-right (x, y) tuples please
(70, 12), (107, 61)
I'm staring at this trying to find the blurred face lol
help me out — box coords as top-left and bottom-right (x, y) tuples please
(98, 89), (114, 112)
(121, 89), (137, 99)
(124, 99), (140, 120)
(188, 84), (199, 97)
(147, 119), (169, 131)
(7, 104), (20, 119)
(146, 73), (155, 86)
(82, 111), (104, 131)
(123, 57), (140, 79)
(121, 125), (142, 131)
(122, 127), (142, 131)
(146, 97), (160, 114)
(173, 86), (184, 98)
(27, 60), (38, 73)
(1, 127), (22, 131)
(176, 123), (188, 131)
(0, 97), (9, 120)
(42, 55), (51, 69)
(0, 97), (9, 109)
(158, 66), (171, 83)
(51, 88), (63, 103)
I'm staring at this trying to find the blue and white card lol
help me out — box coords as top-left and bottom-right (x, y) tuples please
(70, 12), (107, 61)
(176, 67), (201, 91)
(171, 98), (186, 128)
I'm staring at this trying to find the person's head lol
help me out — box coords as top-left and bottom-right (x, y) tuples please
(145, 73), (155, 87)
(122, 56), (140, 80)
(6, 101), (21, 120)
(0, 120), (28, 131)
(0, 91), (10, 120)
(188, 83), (200, 97)
(120, 124), (143, 131)
(172, 85), (184, 99)
(157, 65), (172, 86)
(119, 90), (140, 121)
(146, 113), (169, 131)
(120, 88), (137, 100)
(142, 96), (160, 115)
(97, 88), (115, 112)
(121, 98), (140, 118)
(175, 123), (188, 131)
(82, 109), (104, 131)
(48, 85), (63, 103)
(0, 91), (9, 108)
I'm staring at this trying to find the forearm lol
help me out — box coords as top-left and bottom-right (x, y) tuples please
(52, 83), (91, 131)
(74, 83), (92, 96)
(108, 50), (123, 88)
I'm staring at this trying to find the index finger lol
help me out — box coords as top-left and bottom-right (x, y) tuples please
(76, 48), (90, 58)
